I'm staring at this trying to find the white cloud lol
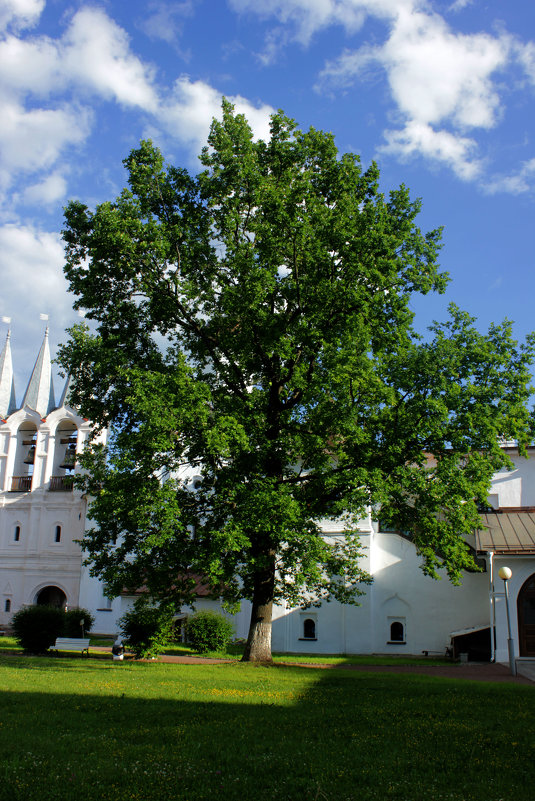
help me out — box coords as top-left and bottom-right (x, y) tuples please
(62, 8), (159, 111)
(230, 94), (274, 143)
(0, 33), (62, 95)
(229, 0), (366, 45)
(383, 13), (507, 129)
(0, 95), (91, 193)
(142, 1), (194, 47)
(20, 172), (68, 207)
(158, 77), (274, 157)
(0, 0), (44, 33)
(232, 0), (535, 182)
(255, 26), (290, 67)
(0, 5), (271, 210)
(318, 7), (509, 127)
(448, 0), (473, 12)
(308, 2), (509, 178)
(0, 6), (161, 206)
(0, 223), (75, 392)
(0, 225), (66, 313)
(0, 5), (273, 200)
(0, 8), (159, 108)
(483, 158), (535, 195)
(514, 40), (535, 90)
(379, 121), (482, 180)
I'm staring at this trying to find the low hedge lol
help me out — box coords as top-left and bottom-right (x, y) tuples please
(11, 605), (95, 654)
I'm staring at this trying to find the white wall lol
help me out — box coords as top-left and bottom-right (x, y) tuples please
(490, 450), (535, 508)
(492, 556), (535, 662)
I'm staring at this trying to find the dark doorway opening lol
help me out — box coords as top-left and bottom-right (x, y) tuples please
(35, 586), (66, 608)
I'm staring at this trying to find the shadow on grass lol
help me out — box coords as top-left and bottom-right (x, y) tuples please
(1, 655), (534, 801)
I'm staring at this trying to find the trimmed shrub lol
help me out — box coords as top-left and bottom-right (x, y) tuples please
(186, 611), (234, 653)
(64, 607), (95, 637)
(119, 599), (174, 659)
(12, 605), (65, 654)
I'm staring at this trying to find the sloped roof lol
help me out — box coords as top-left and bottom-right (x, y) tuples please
(0, 330), (16, 418)
(21, 327), (55, 418)
(475, 512), (535, 555)
(121, 576), (215, 598)
(58, 374), (73, 409)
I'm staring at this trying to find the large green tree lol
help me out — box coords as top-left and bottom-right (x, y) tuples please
(59, 103), (534, 662)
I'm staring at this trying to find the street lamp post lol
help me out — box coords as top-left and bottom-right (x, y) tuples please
(498, 566), (516, 676)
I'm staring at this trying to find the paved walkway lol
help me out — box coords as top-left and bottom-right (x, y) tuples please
(93, 648), (534, 684)
(281, 660), (533, 684)
(162, 655), (533, 683)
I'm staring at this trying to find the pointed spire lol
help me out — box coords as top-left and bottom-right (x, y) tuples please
(21, 327), (55, 418)
(0, 329), (16, 419)
(58, 374), (73, 409)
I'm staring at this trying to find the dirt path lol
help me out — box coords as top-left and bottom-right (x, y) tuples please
(147, 652), (534, 683)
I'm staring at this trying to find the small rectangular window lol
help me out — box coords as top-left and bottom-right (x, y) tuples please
(14, 526), (20, 542)
(5, 599), (11, 612)
(55, 525), (61, 543)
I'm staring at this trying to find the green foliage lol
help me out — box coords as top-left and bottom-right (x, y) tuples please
(11, 606), (96, 652)
(186, 610), (235, 653)
(64, 607), (95, 637)
(119, 598), (175, 658)
(11, 605), (65, 653)
(57, 101), (535, 660)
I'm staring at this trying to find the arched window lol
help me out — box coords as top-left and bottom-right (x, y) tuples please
(4, 599), (11, 613)
(10, 423), (38, 491)
(303, 618), (316, 639)
(14, 525), (20, 542)
(390, 621), (405, 642)
(55, 525), (61, 543)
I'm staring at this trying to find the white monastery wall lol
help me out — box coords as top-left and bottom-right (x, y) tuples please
(490, 452), (535, 508)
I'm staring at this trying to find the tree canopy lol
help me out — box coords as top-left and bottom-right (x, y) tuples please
(58, 102), (535, 661)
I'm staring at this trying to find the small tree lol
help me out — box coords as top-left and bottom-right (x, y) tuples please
(12, 606), (64, 654)
(186, 611), (234, 653)
(119, 598), (174, 659)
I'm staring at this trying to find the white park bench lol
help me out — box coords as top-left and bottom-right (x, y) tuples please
(49, 637), (90, 656)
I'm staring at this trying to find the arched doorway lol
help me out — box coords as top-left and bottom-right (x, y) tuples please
(517, 573), (535, 657)
(35, 586), (66, 608)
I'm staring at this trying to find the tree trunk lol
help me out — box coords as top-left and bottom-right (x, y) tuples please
(241, 596), (273, 662)
(241, 553), (276, 662)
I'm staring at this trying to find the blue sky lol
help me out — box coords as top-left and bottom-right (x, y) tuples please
(1, 0), (534, 396)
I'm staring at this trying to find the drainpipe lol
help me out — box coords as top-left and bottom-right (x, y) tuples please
(488, 551), (496, 662)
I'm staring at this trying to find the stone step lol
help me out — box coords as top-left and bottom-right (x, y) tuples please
(515, 658), (535, 681)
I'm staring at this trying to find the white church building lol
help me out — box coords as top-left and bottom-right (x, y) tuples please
(1, 330), (534, 664)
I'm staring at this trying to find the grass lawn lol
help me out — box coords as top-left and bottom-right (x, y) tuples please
(0, 653), (533, 801)
(0, 636), (452, 665)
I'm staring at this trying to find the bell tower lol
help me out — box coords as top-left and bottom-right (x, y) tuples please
(0, 328), (105, 628)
